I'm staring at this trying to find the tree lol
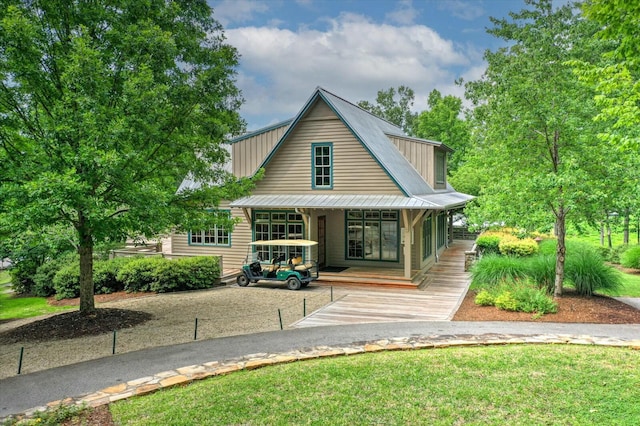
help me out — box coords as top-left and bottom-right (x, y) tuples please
(358, 86), (417, 135)
(414, 89), (470, 173)
(0, 0), (256, 312)
(464, 0), (611, 296)
(578, 0), (640, 151)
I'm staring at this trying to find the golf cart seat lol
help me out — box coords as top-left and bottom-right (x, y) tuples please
(289, 256), (310, 271)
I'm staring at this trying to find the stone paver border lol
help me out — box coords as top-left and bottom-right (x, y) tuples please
(7, 333), (640, 422)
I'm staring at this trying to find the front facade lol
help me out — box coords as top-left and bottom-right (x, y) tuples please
(169, 87), (473, 280)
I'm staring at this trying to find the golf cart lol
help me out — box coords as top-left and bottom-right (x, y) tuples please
(237, 239), (319, 290)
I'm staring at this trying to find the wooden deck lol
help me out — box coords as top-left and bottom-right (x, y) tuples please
(293, 240), (473, 327)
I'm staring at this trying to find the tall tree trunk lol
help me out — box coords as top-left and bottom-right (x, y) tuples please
(623, 208), (630, 245)
(78, 214), (95, 313)
(554, 208), (567, 297)
(606, 218), (612, 249)
(599, 223), (604, 246)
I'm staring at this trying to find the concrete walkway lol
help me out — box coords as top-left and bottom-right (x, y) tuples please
(2, 321), (639, 421)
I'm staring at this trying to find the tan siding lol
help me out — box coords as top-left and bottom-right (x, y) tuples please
(389, 136), (435, 187)
(232, 124), (288, 178)
(170, 203), (252, 269)
(252, 101), (402, 195)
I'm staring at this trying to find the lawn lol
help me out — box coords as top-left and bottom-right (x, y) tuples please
(110, 345), (640, 425)
(0, 270), (74, 321)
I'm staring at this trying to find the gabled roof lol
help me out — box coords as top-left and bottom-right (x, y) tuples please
(257, 87), (436, 197)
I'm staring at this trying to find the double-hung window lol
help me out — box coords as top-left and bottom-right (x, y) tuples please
(189, 210), (231, 246)
(435, 150), (446, 185)
(312, 143), (333, 189)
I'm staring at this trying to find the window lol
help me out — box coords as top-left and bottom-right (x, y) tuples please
(312, 143), (333, 189)
(253, 211), (305, 260)
(189, 211), (231, 246)
(423, 214), (433, 260)
(346, 210), (398, 261)
(436, 212), (447, 249)
(435, 150), (446, 184)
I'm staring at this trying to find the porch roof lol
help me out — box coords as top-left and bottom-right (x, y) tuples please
(230, 192), (473, 210)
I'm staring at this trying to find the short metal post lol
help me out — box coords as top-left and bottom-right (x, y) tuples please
(303, 298), (306, 317)
(278, 309), (283, 330)
(194, 318), (198, 340)
(331, 286), (333, 302)
(112, 330), (117, 355)
(17, 347), (24, 375)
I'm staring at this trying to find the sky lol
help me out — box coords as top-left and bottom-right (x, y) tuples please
(208, 0), (531, 131)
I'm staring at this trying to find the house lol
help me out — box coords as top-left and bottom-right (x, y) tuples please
(167, 87), (473, 284)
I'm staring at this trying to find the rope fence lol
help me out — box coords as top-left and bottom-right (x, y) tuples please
(0, 286), (339, 378)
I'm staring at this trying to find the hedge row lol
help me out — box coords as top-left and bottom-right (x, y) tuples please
(40, 256), (221, 300)
(475, 230), (539, 257)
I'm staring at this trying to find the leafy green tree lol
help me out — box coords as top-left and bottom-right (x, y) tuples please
(414, 89), (470, 173)
(0, 0), (256, 312)
(464, 0), (610, 296)
(578, 0), (640, 151)
(358, 86), (418, 135)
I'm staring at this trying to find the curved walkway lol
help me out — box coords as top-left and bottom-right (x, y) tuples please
(2, 321), (639, 421)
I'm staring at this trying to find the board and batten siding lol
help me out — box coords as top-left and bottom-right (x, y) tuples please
(389, 136), (435, 188)
(232, 123), (289, 178)
(251, 99), (402, 195)
(170, 203), (252, 269)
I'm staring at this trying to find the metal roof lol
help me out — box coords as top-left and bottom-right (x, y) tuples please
(230, 194), (447, 210)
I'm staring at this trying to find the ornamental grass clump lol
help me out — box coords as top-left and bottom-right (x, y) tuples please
(620, 246), (640, 269)
(565, 249), (621, 296)
(470, 254), (529, 289)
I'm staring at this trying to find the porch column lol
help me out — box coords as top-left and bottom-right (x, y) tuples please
(448, 210), (453, 246)
(402, 210), (412, 279)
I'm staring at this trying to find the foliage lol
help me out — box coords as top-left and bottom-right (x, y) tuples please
(53, 262), (81, 300)
(474, 289), (494, 306)
(620, 246), (640, 269)
(494, 290), (518, 311)
(475, 234), (501, 255)
(463, 0), (615, 296)
(32, 252), (79, 297)
(414, 89), (471, 173)
(0, 1), (256, 312)
(498, 236), (539, 257)
(470, 254), (528, 289)
(525, 254), (556, 294)
(565, 249), (622, 296)
(110, 346), (640, 425)
(511, 285), (558, 314)
(117, 257), (168, 292)
(357, 86), (418, 135)
(93, 257), (134, 294)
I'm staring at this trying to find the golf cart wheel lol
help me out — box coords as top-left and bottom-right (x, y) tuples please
(286, 276), (302, 290)
(237, 274), (249, 287)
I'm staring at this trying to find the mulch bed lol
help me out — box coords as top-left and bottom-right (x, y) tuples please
(453, 289), (640, 324)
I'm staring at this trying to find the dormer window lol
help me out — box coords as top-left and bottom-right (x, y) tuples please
(435, 150), (446, 185)
(312, 142), (333, 189)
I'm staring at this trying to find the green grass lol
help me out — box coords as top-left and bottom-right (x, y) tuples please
(600, 270), (640, 297)
(110, 345), (640, 425)
(0, 270), (74, 321)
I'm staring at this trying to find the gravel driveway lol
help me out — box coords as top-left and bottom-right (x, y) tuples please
(0, 285), (339, 380)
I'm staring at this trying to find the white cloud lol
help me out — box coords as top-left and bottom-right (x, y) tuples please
(226, 13), (478, 128)
(212, 0), (270, 27)
(386, 0), (419, 25)
(436, 0), (484, 21)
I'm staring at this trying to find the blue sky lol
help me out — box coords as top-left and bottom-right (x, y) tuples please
(208, 0), (531, 131)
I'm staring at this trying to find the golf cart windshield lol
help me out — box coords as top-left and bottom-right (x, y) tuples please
(248, 239), (318, 264)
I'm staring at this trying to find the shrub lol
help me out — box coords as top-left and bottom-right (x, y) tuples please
(470, 255), (529, 290)
(524, 254), (555, 294)
(620, 246), (640, 269)
(565, 249), (621, 296)
(498, 236), (539, 257)
(476, 234), (501, 255)
(151, 256), (221, 293)
(53, 262), (81, 300)
(474, 289), (495, 306)
(116, 257), (167, 292)
(512, 285), (557, 314)
(93, 257), (133, 294)
(32, 253), (79, 297)
(494, 291), (518, 311)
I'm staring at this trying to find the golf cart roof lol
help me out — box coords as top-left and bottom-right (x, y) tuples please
(249, 239), (318, 247)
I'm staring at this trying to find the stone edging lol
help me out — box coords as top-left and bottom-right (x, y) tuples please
(9, 333), (640, 422)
